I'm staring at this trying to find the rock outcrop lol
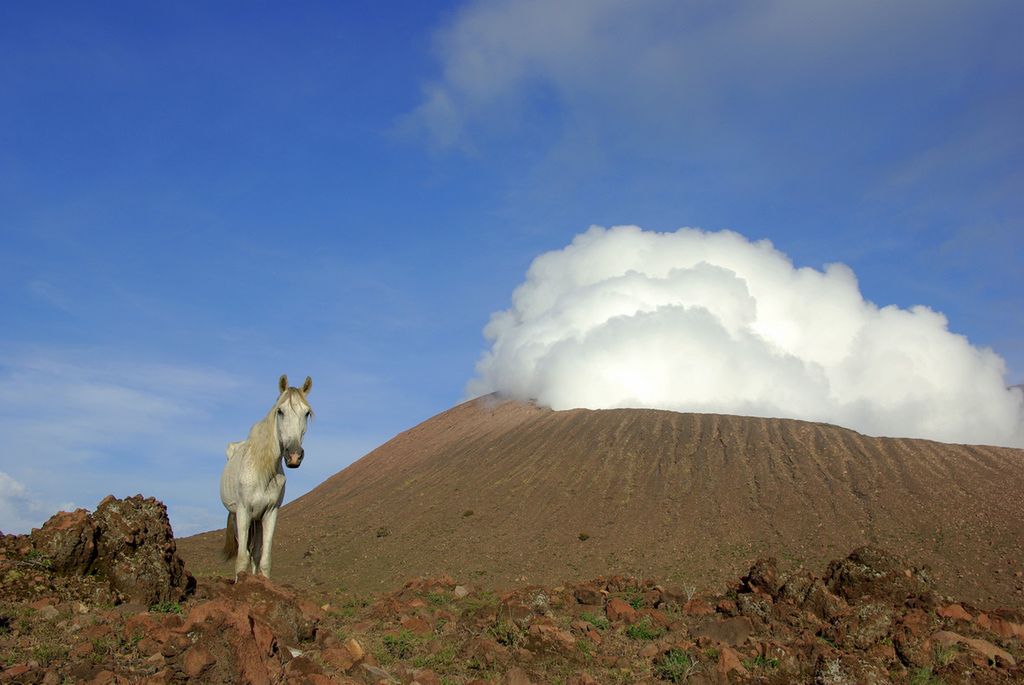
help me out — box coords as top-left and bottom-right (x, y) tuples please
(24, 495), (194, 604)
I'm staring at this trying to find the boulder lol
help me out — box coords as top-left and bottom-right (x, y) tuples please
(91, 495), (194, 605)
(213, 573), (322, 644)
(825, 547), (930, 606)
(605, 597), (638, 624)
(693, 616), (753, 646)
(27, 495), (194, 606)
(741, 557), (783, 598)
(30, 509), (97, 574)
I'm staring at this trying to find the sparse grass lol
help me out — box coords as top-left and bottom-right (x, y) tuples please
(90, 636), (120, 663)
(622, 589), (645, 610)
(743, 655), (780, 670)
(335, 593), (371, 619)
(487, 620), (523, 648)
(22, 549), (54, 570)
(624, 616), (664, 641)
(31, 643), (67, 667)
(425, 591), (448, 607)
(909, 667), (946, 685)
(580, 611), (609, 630)
(149, 601), (182, 614)
(412, 643), (457, 670)
(380, 629), (420, 660)
(655, 649), (698, 682)
(934, 643), (959, 667)
(460, 590), (498, 615)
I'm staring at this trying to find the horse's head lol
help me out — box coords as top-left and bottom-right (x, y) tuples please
(275, 374), (313, 469)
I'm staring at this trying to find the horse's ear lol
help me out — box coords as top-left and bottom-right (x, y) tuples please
(279, 374), (288, 393)
(301, 376), (313, 395)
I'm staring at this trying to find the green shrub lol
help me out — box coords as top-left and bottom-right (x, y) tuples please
(149, 601), (182, 614)
(625, 616), (664, 641)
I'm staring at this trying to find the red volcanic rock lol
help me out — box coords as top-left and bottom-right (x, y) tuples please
(682, 598), (714, 616)
(716, 645), (749, 679)
(412, 668), (443, 685)
(933, 630), (1017, 668)
(24, 495), (194, 606)
(802, 579), (849, 622)
(179, 597), (287, 685)
(573, 582), (604, 606)
(988, 616), (1024, 640)
(525, 623), (576, 655)
(464, 637), (510, 668)
(30, 509), (97, 574)
(605, 597), (637, 624)
(741, 557), (783, 597)
(400, 615), (433, 635)
(692, 616), (753, 646)
(504, 666), (533, 685)
(211, 572), (322, 645)
(181, 645), (215, 678)
(322, 645), (356, 672)
(938, 603), (973, 622)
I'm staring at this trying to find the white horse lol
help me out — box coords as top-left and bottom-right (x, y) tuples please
(220, 374), (313, 579)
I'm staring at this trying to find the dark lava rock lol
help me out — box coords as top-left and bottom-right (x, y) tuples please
(91, 494), (194, 604)
(826, 546), (932, 606)
(27, 494), (194, 605)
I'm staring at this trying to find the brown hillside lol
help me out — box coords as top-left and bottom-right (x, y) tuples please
(178, 397), (1024, 605)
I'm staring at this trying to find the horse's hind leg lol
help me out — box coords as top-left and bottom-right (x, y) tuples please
(257, 507), (278, 578)
(248, 519), (262, 575)
(233, 508), (252, 578)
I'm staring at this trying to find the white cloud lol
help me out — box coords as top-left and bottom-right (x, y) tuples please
(408, 0), (1010, 148)
(0, 471), (76, 535)
(0, 349), (248, 534)
(468, 225), (1024, 447)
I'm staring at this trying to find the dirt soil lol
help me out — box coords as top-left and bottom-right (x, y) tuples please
(178, 397), (1024, 607)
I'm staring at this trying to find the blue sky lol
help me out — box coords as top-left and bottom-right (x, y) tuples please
(2, 1), (1022, 535)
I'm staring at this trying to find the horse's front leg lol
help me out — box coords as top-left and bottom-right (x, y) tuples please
(258, 506), (278, 579)
(234, 507), (252, 579)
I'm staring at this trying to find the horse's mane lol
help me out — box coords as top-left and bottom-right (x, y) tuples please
(241, 388), (312, 483)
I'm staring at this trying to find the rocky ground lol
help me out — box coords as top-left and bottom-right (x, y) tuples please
(2, 498), (1023, 684)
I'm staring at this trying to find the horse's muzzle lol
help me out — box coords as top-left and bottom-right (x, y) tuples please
(284, 448), (304, 469)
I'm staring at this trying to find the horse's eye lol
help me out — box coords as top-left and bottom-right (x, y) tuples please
(277, 409), (284, 416)
(305, 411), (311, 419)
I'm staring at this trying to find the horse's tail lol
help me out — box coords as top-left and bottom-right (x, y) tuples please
(222, 512), (238, 561)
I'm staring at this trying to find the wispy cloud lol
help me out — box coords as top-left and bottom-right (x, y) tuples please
(407, 0), (1011, 150)
(0, 471), (75, 535)
(0, 347), (392, 536)
(0, 348), (246, 533)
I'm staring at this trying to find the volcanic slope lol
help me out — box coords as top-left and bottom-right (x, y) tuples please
(178, 396), (1024, 604)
